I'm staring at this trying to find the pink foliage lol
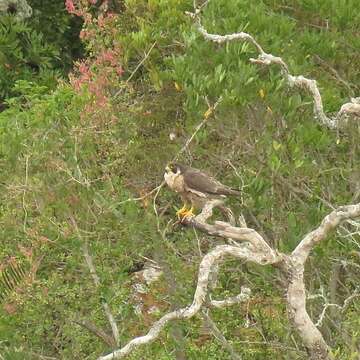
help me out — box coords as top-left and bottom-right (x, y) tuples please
(65, 0), (75, 13)
(68, 1), (124, 120)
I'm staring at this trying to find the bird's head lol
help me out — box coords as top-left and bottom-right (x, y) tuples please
(165, 162), (184, 175)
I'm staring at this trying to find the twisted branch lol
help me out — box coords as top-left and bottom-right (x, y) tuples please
(98, 244), (275, 360)
(183, 200), (274, 253)
(98, 201), (359, 360)
(210, 286), (251, 308)
(186, 3), (360, 129)
(293, 204), (360, 264)
(308, 287), (360, 327)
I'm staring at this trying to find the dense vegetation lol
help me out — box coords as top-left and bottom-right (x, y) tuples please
(0, 0), (359, 359)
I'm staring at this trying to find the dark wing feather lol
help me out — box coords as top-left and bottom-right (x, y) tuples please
(183, 167), (240, 196)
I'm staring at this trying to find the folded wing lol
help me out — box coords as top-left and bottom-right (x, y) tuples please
(183, 167), (240, 196)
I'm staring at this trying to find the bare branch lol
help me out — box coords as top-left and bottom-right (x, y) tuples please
(292, 203), (360, 264)
(93, 201), (359, 359)
(341, 289), (360, 310)
(285, 266), (332, 359)
(98, 245), (270, 360)
(201, 310), (242, 360)
(187, 5), (360, 129)
(182, 202), (275, 254)
(284, 205), (360, 359)
(308, 287), (360, 327)
(210, 286), (251, 308)
(172, 96), (223, 162)
(313, 54), (355, 94)
(122, 42), (156, 91)
(22, 155), (29, 233)
(114, 183), (165, 207)
(70, 217), (120, 347)
(73, 318), (117, 347)
(82, 241), (120, 346)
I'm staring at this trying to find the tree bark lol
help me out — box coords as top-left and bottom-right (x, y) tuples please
(283, 259), (333, 360)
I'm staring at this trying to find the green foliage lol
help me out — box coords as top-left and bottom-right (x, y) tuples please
(0, 259), (27, 302)
(0, 1), (83, 104)
(0, 0), (359, 359)
(0, 16), (59, 101)
(29, 0), (84, 72)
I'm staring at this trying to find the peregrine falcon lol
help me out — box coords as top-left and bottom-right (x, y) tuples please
(164, 162), (240, 218)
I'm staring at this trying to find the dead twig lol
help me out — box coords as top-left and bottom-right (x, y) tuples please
(73, 318), (117, 347)
(114, 41), (157, 98)
(22, 155), (29, 233)
(201, 310), (242, 360)
(70, 217), (120, 346)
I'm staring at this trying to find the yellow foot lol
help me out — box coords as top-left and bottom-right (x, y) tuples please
(176, 205), (188, 219)
(181, 207), (195, 220)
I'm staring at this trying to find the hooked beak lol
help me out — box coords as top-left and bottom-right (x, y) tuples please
(165, 165), (171, 173)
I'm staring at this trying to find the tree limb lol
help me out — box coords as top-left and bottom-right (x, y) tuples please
(182, 200), (275, 254)
(292, 203), (360, 264)
(284, 203), (360, 359)
(97, 246), (262, 360)
(98, 201), (360, 359)
(82, 241), (120, 346)
(186, 4), (360, 129)
(210, 286), (251, 308)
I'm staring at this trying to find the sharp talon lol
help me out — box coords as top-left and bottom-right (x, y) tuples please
(176, 205), (188, 219)
(182, 207), (195, 219)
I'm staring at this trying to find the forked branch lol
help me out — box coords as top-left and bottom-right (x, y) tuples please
(293, 204), (360, 264)
(98, 202), (359, 359)
(97, 243), (277, 360)
(186, 3), (360, 129)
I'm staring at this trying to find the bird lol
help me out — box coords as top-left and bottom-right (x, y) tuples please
(164, 162), (240, 218)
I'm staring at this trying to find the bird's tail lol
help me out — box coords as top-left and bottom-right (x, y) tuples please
(223, 188), (241, 196)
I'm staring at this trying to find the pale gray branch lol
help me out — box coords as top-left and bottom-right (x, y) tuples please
(98, 245), (272, 360)
(187, 5), (360, 129)
(201, 310), (242, 360)
(308, 287), (360, 327)
(292, 203), (360, 264)
(173, 96), (222, 162)
(73, 318), (117, 347)
(183, 201), (275, 254)
(210, 286), (251, 308)
(98, 200), (360, 360)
